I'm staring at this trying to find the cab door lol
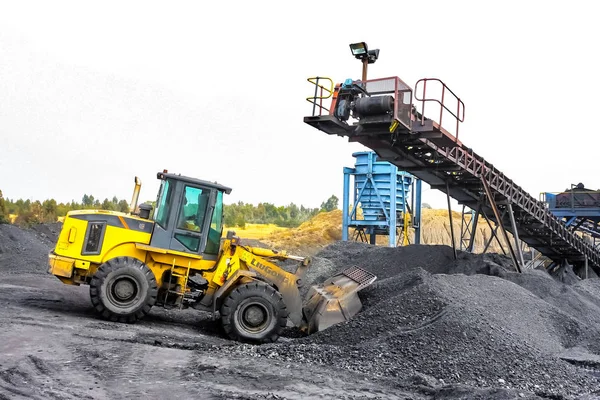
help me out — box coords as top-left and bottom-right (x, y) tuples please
(169, 185), (214, 254)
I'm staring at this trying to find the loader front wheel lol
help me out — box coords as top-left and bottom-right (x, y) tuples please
(90, 257), (158, 323)
(220, 281), (287, 344)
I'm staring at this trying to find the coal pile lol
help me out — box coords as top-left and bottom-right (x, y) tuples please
(0, 223), (59, 274)
(211, 241), (600, 398)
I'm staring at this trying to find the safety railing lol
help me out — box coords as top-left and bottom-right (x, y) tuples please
(306, 77), (334, 116)
(414, 78), (465, 141)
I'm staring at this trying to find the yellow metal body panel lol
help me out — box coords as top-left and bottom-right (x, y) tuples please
(144, 252), (217, 288)
(54, 217), (88, 255)
(136, 243), (202, 259)
(50, 211), (154, 285)
(54, 213), (151, 264)
(211, 240), (245, 285)
(74, 260), (91, 270)
(93, 226), (149, 264)
(48, 254), (75, 278)
(103, 243), (148, 265)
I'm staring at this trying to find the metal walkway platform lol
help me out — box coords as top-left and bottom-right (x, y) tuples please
(304, 76), (600, 276)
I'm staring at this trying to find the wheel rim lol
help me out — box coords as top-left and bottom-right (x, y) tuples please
(108, 277), (139, 307)
(237, 300), (271, 334)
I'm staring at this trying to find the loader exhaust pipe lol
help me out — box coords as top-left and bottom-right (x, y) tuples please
(129, 177), (142, 214)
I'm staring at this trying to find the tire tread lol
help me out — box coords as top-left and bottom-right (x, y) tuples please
(89, 257), (157, 323)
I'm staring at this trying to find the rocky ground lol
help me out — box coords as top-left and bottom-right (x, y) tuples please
(1, 224), (600, 399)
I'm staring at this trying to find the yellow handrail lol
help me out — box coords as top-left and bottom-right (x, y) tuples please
(306, 77), (334, 116)
(306, 77), (334, 101)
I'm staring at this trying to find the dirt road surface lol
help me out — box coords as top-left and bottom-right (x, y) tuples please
(1, 274), (409, 400)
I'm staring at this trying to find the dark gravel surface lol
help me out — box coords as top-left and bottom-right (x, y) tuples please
(207, 241), (600, 399)
(3, 225), (600, 399)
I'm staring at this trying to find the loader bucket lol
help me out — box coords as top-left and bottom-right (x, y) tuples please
(302, 266), (377, 334)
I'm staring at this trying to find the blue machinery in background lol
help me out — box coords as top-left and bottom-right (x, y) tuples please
(544, 184), (600, 245)
(342, 151), (422, 247)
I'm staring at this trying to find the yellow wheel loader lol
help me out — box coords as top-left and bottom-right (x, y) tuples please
(48, 171), (376, 343)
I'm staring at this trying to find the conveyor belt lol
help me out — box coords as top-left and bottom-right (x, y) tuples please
(304, 77), (600, 275)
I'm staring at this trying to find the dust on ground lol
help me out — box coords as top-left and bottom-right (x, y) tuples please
(1, 223), (600, 399)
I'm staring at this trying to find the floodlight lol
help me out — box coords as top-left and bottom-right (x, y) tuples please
(350, 42), (368, 59)
(367, 49), (379, 64)
(349, 42), (379, 81)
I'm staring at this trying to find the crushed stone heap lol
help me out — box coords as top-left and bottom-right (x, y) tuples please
(0, 223), (58, 274)
(215, 241), (600, 398)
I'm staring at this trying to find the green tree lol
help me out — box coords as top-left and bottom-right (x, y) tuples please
(0, 190), (8, 223)
(56, 202), (71, 217)
(288, 203), (299, 219)
(102, 198), (114, 211)
(42, 199), (57, 222)
(11, 199), (30, 215)
(234, 214), (246, 229)
(320, 195), (339, 212)
(254, 203), (266, 222)
(31, 200), (43, 221)
(117, 199), (129, 213)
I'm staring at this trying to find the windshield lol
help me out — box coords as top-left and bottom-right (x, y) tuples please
(154, 179), (172, 227)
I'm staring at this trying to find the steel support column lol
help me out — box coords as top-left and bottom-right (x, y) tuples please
(414, 179), (422, 245)
(481, 176), (521, 273)
(446, 180), (457, 260)
(481, 209), (507, 255)
(506, 203), (526, 269)
(342, 167), (352, 242)
(389, 166), (398, 247)
(460, 203), (480, 252)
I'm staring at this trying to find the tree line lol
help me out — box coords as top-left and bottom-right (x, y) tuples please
(0, 193), (130, 226)
(225, 202), (319, 228)
(0, 189), (340, 228)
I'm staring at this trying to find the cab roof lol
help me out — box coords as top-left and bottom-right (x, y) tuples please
(157, 172), (232, 194)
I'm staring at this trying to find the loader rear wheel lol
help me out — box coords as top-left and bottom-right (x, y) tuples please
(220, 281), (287, 344)
(89, 257), (158, 323)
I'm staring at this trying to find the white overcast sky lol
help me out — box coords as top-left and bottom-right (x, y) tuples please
(1, 1), (599, 210)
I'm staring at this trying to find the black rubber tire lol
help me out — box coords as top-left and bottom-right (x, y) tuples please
(89, 257), (158, 323)
(220, 281), (288, 344)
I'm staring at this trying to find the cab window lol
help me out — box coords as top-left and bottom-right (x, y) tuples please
(205, 191), (223, 255)
(154, 180), (172, 228)
(177, 186), (210, 233)
(174, 186), (211, 252)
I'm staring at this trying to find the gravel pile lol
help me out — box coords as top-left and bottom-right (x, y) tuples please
(210, 241), (600, 398)
(0, 223), (59, 274)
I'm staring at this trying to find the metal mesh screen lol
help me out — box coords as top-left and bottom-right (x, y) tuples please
(342, 266), (377, 289)
(365, 77), (411, 94)
(397, 90), (413, 129)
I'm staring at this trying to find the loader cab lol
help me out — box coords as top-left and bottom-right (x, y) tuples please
(149, 172), (232, 259)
